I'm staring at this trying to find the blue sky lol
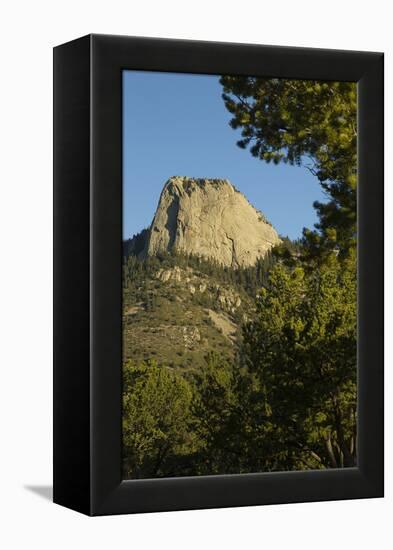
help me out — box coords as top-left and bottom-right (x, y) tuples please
(123, 70), (326, 241)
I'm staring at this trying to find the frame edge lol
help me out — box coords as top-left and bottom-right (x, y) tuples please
(53, 34), (92, 516)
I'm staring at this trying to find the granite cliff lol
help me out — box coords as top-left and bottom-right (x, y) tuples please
(140, 176), (279, 267)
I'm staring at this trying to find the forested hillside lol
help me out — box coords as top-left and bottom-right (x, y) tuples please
(122, 249), (275, 370)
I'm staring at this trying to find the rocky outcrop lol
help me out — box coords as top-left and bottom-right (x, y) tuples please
(154, 265), (244, 315)
(143, 176), (280, 267)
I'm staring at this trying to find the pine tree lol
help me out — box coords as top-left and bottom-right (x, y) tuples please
(220, 77), (357, 256)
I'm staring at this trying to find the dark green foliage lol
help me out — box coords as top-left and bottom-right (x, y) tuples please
(220, 76), (357, 256)
(122, 247), (357, 477)
(123, 360), (197, 478)
(123, 228), (149, 257)
(189, 352), (240, 474)
(123, 243), (276, 298)
(122, 246), (356, 476)
(240, 251), (357, 469)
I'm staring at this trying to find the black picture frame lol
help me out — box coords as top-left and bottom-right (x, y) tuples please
(53, 34), (384, 516)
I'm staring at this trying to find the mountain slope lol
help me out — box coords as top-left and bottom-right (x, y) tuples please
(123, 176), (279, 370)
(122, 254), (257, 370)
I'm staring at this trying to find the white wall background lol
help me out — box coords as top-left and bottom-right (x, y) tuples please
(0, 1), (390, 548)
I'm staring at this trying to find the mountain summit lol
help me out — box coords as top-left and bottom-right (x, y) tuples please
(142, 176), (280, 267)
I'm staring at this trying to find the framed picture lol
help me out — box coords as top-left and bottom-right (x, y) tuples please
(53, 34), (384, 515)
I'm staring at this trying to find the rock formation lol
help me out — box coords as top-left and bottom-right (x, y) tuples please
(142, 176), (280, 268)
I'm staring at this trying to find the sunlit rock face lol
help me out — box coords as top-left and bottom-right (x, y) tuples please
(143, 176), (280, 268)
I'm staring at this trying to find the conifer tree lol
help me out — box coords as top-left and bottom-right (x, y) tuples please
(220, 77), (357, 256)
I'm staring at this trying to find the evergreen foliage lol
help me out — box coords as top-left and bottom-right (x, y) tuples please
(220, 77), (357, 256)
(123, 360), (196, 478)
(240, 251), (357, 469)
(122, 251), (356, 477)
(123, 245), (276, 298)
